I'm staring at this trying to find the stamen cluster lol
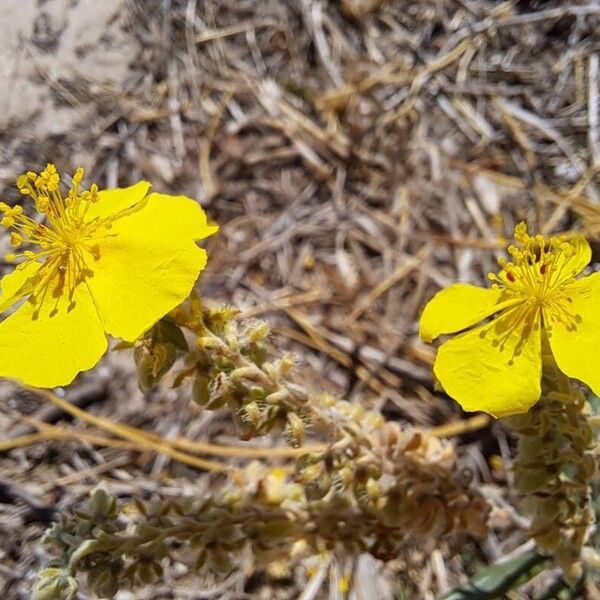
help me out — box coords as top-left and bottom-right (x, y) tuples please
(0, 165), (110, 312)
(487, 223), (578, 306)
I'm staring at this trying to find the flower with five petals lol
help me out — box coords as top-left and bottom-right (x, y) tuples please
(0, 164), (218, 387)
(419, 223), (600, 417)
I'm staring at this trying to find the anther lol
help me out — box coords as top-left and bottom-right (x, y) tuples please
(89, 183), (99, 202)
(72, 167), (84, 186)
(35, 196), (50, 212)
(10, 233), (23, 247)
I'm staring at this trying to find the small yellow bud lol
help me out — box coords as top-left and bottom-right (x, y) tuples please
(258, 468), (288, 506)
(266, 561), (291, 580)
(290, 539), (310, 560)
(278, 353), (296, 376)
(338, 573), (351, 594)
(306, 565), (319, 579)
(489, 454), (504, 471)
(319, 393), (337, 408)
(242, 401), (263, 427)
(285, 412), (305, 446)
(366, 478), (380, 500)
(303, 253), (315, 269)
(248, 321), (270, 343)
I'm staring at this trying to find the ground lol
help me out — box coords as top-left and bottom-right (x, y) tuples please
(0, 0), (599, 598)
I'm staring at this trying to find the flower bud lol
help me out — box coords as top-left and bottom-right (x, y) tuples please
(32, 568), (78, 600)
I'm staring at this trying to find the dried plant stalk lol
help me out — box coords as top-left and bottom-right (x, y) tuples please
(33, 300), (489, 599)
(504, 344), (597, 584)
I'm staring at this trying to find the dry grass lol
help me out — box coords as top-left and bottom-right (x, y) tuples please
(1, 0), (600, 598)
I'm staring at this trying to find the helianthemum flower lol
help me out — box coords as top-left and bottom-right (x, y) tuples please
(0, 164), (218, 387)
(419, 223), (600, 417)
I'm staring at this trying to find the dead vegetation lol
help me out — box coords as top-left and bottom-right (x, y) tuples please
(1, 0), (600, 598)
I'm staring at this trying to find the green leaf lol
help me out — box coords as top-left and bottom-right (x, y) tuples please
(439, 550), (550, 600)
(154, 317), (189, 352)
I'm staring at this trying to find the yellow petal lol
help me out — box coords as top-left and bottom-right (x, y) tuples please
(419, 283), (516, 343)
(433, 306), (542, 417)
(0, 260), (42, 312)
(85, 181), (151, 221)
(132, 193), (219, 240)
(547, 272), (600, 394)
(0, 280), (107, 387)
(86, 194), (216, 341)
(550, 234), (591, 286)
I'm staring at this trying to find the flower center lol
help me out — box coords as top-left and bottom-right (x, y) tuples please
(487, 223), (586, 332)
(0, 165), (113, 315)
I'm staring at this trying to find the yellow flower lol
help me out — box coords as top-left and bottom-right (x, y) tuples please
(419, 223), (600, 417)
(0, 164), (218, 387)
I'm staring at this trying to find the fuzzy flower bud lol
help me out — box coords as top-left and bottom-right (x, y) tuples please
(32, 568), (78, 600)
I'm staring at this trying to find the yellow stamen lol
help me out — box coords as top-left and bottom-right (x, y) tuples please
(487, 222), (588, 335)
(0, 165), (122, 310)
